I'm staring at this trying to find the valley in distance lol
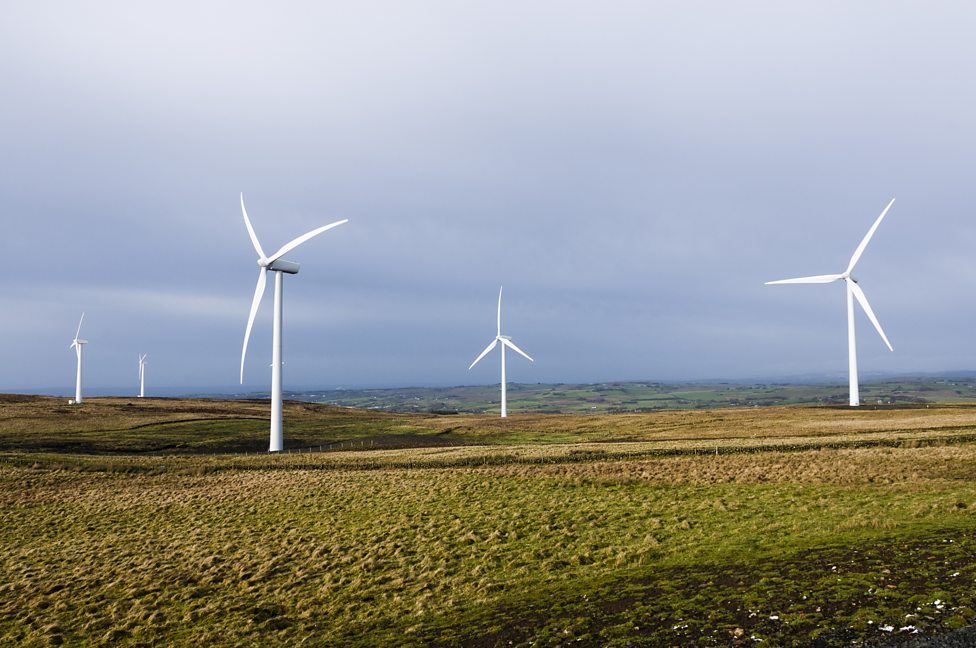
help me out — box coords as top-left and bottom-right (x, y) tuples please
(286, 377), (976, 413)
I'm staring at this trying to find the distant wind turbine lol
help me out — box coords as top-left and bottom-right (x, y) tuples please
(69, 313), (87, 405)
(469, 287), (534, 417)
(239, 193), (348, 452)
(138, 354), (147, 398)
(766, 199), (896, 407)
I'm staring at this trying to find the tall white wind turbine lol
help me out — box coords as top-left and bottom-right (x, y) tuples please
(766, 199), (896, 407)
(69, 313), (87, 405)
(468, 287), (534, 417)
(239, 193), (348, 452)
(138, 354), (147, 398)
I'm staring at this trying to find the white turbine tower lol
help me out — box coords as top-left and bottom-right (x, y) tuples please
(469, 287), (534, 417)
(138, 354), (147, 398)
(69, 313), (87, 405)
(766, 199), (896, 407)
(239, 193), (348, 452)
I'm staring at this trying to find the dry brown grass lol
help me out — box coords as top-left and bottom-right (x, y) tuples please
(3, 395), (976, 459)
(491, 444), (976, 485)
(3, 395), (976, 441)
(0, 395), (389, 435)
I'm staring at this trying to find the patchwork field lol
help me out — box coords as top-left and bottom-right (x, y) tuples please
(2, 395), (976, 646)
(292, 378), (976, 413)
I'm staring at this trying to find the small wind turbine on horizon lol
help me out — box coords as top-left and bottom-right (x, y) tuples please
(766, 199), (896, 407)
(138, 354), (147, 398)
(69, 313), (87, 405)
(239, 193), (348, 452)
(469, 287), (534, 417)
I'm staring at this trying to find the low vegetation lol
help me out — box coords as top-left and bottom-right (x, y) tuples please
(2, 395), (976, 646)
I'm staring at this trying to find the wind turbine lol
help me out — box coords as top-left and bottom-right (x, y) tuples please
(69, 313), (87, 405)
(766, 199), (895, 407)
(239, 193), (348, 452)
(138, 354), (147, 398)
(468, 287), (534, 417)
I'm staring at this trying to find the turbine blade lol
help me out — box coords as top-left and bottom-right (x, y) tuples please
(846, 198), (895, 274)
(497, 286), (503, 337)
(240, 268), (268, 383)
(765, 274), (844, 285)
(75, 312), (85, 339)
(240, 193), (267, 260)
(502, 338), (534, 362)
(468, 339), (498, 370)
(268, 219), (348, 263)
(848, 279), (893, 351)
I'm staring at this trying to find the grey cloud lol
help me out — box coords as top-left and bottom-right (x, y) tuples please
(2, 2), (976, 391)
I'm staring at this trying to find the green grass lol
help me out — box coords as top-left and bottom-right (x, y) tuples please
(2, 396), (976, 645)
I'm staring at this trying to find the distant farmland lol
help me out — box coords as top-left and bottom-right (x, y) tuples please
(289, 377), (976, 413)
(2, 396), (976, 646)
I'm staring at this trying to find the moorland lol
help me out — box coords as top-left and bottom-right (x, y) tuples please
(2, 395), (976, 646)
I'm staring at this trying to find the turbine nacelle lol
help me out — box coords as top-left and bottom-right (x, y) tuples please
(267, 259), (300, 274)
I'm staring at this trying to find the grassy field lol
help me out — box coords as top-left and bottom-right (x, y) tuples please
(292, 378), (976, 413)
(2, 396), (976, 646)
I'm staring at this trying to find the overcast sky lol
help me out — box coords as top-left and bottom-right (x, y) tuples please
(2, 1), (976, 393)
